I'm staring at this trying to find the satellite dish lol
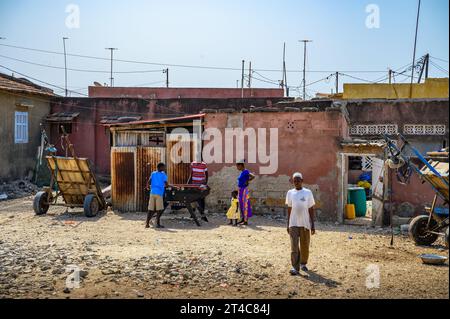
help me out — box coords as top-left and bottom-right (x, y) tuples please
(93, 82), (103, 87)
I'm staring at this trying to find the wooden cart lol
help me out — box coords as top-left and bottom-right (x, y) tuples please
(33, 128), (107, 217)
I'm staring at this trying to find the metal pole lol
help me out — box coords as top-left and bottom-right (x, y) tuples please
(410, 0), (421, 97)
(299, 40), (312, 100)
(63, 37), (69, 97)
(164, 68), (169, 88)
(388, 69), (392, 84)
(110, 50), (113, 87)
(241, 60), (245, 98)
(283, 42), (289, 97)
(248, 61), (252, 89)
(248, 61), (252, 97)
(106, 48), (118, 87)
(303, 42), (306, 100)
(335, 72), (339, 94)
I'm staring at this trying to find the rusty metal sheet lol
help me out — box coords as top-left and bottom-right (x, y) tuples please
(111, 147), (136, 212)
(115, 131), (138, 147)
(136, 147), (164, 212)
(166, 140), (194, 185)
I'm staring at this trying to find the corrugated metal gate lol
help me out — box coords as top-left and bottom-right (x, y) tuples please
(136, 147), (165, 212)
(111, 131), (198, 212)
(111, 146), (165, 212)
(111, 147), (136, 212)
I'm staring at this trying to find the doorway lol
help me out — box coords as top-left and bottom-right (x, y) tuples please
(339, 152), (386, 226)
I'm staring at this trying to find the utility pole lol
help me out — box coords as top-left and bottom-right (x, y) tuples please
(299, 40), (312, 100)
(425, 53), (429, 79)
(335, 72), (339, 94)
(236, 80), (239, 88)
(63, 37), (69, 97)
(418, 54), (429, 83)
(241, 60), (245, 98)
(388, 69), (393, 84)
(105, 48), (118, 87)
(282, 42), (289, 97)
(248, 61), (252, 97)
(410, 0), (421, 97)
(163, 68), (169, 88)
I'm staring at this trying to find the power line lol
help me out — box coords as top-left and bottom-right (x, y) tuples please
(429, 60), (449, 75)
(0, 64), (87, 96)
(0, 54), (163, 73)
(304, 73), (335, 88)
(338, 72), (375, 83)
(0, 43), (391, 74)
(6, 88), (187, 118)
(430, 56), (449, 64)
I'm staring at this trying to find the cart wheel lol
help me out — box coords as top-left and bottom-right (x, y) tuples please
(409, 215), (439, 246)
(33, 191), (49, 216)
(445, 227), (449, 249)
(84, 194), (99, 217)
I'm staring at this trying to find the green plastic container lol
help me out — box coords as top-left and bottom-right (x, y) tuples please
(348, 187), (367, 217)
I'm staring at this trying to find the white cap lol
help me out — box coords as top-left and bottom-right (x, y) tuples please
(236, 159), (246, 164)
(292, 172), (303, 179)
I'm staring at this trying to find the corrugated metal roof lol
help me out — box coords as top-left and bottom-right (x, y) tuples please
(100, 116), (142, 124)
(46, 112), (80, 122)
(105, 113), (205, 127)
(0, 72), (55, 97)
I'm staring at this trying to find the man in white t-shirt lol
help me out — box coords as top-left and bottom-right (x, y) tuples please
(285, 172), (316, 275)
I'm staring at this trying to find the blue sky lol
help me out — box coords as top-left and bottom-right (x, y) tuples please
(0, 0), (448, 97)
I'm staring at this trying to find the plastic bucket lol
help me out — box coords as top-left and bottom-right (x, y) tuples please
(345, 204), (356, 220)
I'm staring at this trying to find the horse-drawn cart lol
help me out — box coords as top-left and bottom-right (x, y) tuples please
(383, 134), (449, 248)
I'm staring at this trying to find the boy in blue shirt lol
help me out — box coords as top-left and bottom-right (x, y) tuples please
(146, 162), (168, 228)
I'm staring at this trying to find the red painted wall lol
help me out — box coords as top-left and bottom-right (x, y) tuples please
(48, 97), (289, 175)
(392, 167), (443, 216)
(204, 110), (347, 220)
(88, 87), (285, 99)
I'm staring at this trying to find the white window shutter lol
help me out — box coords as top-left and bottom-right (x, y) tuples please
(14, 111), (29, 144)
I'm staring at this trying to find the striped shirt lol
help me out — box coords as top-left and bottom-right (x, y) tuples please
(191, 161), (208, 185)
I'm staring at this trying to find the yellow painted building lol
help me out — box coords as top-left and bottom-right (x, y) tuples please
(341, 78), (449, 99)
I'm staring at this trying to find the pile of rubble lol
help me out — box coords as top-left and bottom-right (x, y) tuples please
(0, 180), (39, 200)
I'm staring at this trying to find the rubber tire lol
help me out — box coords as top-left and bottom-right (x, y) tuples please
(84, 194), (99, 218)
(409, 215), (439, 246)
(445, 227), (449, 249)
(33, 191), (49, 215)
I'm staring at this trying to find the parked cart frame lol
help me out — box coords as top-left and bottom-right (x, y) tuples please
(383, 134), (449, 248)
(33, 127), (108, 217)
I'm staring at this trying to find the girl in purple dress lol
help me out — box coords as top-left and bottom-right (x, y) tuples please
(236, 160), (255, 225)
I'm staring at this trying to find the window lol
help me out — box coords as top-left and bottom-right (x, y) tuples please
(361, 156), (373, 171)
(14, 111), (28, 144)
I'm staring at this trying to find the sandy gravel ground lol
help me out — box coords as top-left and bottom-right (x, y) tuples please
(0, 196), (448, 299)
